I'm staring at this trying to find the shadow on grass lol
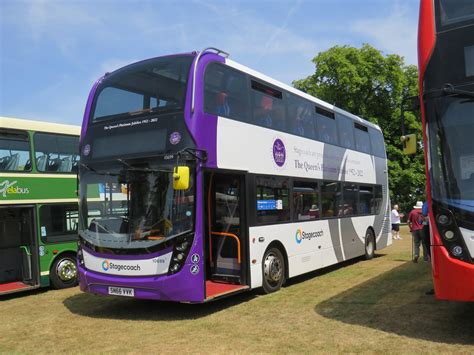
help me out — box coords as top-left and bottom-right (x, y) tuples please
(63, 254), (390, 321)
(315, 261), (474, 345)
(63, 289), (258, 321)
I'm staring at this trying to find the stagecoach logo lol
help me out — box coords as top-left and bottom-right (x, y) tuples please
(169, 132), (181, 145)
(102, 260), (110, 271)
(101, 259), (141, 272)
(272, 138), (286, 167)
(0, 180), (30, 198)
(295, 228), (324, 244)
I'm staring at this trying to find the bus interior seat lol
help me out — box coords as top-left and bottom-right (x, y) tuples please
(48, 158), (62, 172)
(58, 157), (72, 172)
(36, 154), (48, 171)
(0, 156), (11, 170)
(24, 159), (32, 171)
(5, 153), (19, 171)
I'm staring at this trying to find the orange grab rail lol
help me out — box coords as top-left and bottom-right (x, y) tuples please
(210, 231), (241, 264)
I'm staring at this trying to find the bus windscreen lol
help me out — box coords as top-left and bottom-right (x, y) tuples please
(92, 56), (193, 122)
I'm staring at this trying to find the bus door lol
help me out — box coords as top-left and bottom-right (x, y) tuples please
(205, 172), (248, 290)
(0, 206), (39, 295)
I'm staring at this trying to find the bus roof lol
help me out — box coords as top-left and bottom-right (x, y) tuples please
(0, 116), (80, 136)
(225, 58), (382, 132)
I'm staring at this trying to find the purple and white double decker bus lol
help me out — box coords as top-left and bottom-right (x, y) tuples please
(77, 48), (391, 302)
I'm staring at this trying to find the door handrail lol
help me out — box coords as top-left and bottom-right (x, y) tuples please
(19, 245), (31, 256)
(210, 231), (241, 264)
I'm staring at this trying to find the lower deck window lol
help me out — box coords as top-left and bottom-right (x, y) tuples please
(39, 203), (79, 243)
(256, 177), (290, 224)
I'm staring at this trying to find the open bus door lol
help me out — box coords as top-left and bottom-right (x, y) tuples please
(204, 172), (249, 300)
(0, 206), (39, 295)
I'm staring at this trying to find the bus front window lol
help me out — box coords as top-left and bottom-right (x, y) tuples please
(79, 162), (194, 252)
(428, 95), (474, 210)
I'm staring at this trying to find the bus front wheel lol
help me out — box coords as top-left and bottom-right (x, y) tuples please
(262, 247), (285, 294)
(50, 254), (78, 289)
(365, 229), (375, 260)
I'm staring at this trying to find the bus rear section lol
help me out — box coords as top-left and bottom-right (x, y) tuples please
(0, 206), (39, 295)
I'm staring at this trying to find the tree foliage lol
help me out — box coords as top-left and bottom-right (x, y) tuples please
(293, 44), (425, 215)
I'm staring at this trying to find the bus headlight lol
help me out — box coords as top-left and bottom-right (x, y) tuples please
(444, 230), (455, 241)
(77, 247), (84, 266)
(168, 233), (194, 275)
(452, 245), (463, 257)
(437, 214), (450, 225)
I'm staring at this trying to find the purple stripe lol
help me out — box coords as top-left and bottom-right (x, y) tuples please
(184, 52), (225, 167)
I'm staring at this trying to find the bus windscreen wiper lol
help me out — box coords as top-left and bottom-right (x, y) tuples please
(80, 163), (119, 176)
(423, 84), (474, 100)
(115, 159), (171, 173)
(442, 84), (474, 99)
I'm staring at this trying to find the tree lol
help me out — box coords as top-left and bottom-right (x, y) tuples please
(294, 44), (425, 215)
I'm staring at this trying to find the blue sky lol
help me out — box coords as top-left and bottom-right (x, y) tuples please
(0, 0), (419, 126)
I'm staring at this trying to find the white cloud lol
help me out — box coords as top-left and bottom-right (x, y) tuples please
(351, 2), (418, 65)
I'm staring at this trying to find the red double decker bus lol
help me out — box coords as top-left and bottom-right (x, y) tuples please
(418, 0), (474, 301)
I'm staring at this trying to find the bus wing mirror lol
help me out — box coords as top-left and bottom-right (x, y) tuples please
(401, 134), (417, 155)
(173, 166), (190, 190)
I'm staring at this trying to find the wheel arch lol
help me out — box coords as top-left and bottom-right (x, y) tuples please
(49, 250), (77, 273)
(265, 240), (289, 280)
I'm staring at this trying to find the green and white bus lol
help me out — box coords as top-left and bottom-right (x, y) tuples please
(1, 117), (80, 295)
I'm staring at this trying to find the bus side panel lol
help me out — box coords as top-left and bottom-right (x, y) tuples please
(249, 217), (376, 289)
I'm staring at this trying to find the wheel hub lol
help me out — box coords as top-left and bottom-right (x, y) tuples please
(264, 253), (282, 284)
(57, 259), (77, 281)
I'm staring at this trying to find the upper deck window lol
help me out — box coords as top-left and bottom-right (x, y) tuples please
(369, 127), (386, 158)
(354, 123), (371, 154)
(92, 55), (193, 122)
(251, 81), (286, 130)
(34, 133), (79, 173)
(438, 0), (474, 27)
(287, 93), (317, 139)
(204, 63), (249, 121)
(336, 114), (355, 150)
(315, 106), (338, 145)
(0, 130), (31, 172)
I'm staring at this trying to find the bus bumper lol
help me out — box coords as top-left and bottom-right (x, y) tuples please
(432, 245), (474, 302)
(78, 265), (205, 303)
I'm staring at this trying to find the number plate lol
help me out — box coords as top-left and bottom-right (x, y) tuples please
(108, 286), (135, 297)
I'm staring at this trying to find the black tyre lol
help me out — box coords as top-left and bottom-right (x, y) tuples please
(365, 228), (375, 260)
(262, 247), (286, 294)
(50, 254), (78, 289)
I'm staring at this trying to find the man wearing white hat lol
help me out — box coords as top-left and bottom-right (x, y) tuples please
(408, 201), (429, 263)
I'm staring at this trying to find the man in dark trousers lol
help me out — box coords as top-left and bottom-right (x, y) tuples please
(408, 201), (428, 263)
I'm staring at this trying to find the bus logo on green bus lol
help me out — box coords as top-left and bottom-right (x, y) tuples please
(0, 180), (30, 198)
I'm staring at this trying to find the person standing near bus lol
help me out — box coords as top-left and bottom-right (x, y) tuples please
(391, 204), (403, 240)
(408, 201), (428, 263)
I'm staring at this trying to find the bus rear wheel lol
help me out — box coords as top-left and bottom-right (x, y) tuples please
(365, 229), (375, 260)
(262, 247), (285, 294)
(50, 254), (78, 289)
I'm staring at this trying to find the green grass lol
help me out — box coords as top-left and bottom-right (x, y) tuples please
(1, 226), (474, 353)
